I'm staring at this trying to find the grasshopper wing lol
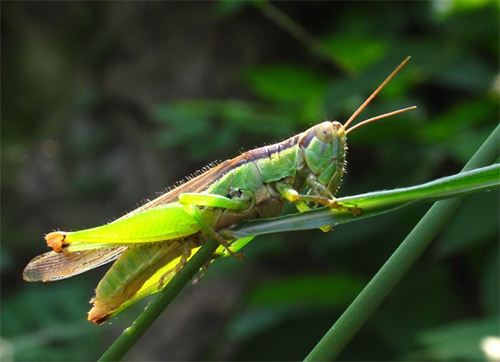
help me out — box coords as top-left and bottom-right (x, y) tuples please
(23, 247), (126, 282)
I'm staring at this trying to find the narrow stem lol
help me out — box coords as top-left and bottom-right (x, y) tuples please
(98, 239), (220, 361)
(254, 0), (351, 74)
(304, 124), (500, 361)
(338, 163), (500, 210)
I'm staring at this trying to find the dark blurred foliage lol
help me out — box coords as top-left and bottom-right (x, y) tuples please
(1, 1), (498, 361)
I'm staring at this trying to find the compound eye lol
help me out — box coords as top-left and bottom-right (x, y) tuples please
(314, 122), (335, 143)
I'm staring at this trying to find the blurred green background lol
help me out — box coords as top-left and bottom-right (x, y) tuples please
(1, 1), (498, 361)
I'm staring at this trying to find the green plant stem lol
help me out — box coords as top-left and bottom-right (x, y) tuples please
(98, 238), (219, 362)
(231, 163), (499, 238)
(254, 0), (351, 75)
(304, 125), (500, 362)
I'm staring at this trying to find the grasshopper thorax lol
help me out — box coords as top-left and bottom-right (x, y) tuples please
(298, 121), (347, 196)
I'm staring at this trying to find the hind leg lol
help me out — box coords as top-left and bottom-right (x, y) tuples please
(178, 192), (251, 259)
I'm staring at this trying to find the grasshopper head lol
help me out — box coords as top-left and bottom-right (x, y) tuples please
(299, 121), (347, 196)
(298, 57), (417, 197)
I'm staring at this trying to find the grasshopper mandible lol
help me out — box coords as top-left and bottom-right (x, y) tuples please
(23, 57), (416, 324)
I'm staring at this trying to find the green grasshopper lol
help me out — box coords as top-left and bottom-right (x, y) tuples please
(23, 57), (416, 324)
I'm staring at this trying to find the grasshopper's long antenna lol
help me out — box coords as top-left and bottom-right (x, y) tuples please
(345, 106), (417, 134)
(342, 56), (411, 130)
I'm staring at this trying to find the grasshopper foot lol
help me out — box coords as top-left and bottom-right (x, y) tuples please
(212, 232), (245, 260)
(299, 195), (363, 216)
(327, 199), (363, 216)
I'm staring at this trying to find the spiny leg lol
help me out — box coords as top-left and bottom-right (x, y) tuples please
(179, 191), (251, 259)
(175, 241), (192, 273)
(297, 194), (362, 216)
(302, 174), (362, 215)
(276, 182), (362, 225)
(156, 241), (194, 289)
(158, 270), (173, 290)
(277, 182), (332, 232)
(305, 174), (335, 199)
(193, 214), (245, 260)
(192, 256), (218, 285)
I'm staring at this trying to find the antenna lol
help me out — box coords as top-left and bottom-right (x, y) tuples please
(343, 56), (411, 130)
(345, 106), (417, 134)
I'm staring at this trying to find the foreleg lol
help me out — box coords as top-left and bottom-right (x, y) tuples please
(276, 182), (362, 232)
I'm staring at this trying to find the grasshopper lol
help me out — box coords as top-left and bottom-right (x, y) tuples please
(23, 57), (416, 324)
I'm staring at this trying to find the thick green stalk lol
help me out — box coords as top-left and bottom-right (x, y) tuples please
(304, 124), (500, 361)
(98, 238), (219, 361)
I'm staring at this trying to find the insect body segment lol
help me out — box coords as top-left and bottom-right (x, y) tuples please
(23, 57), (416, 324)
(88, 240), (194, 324)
